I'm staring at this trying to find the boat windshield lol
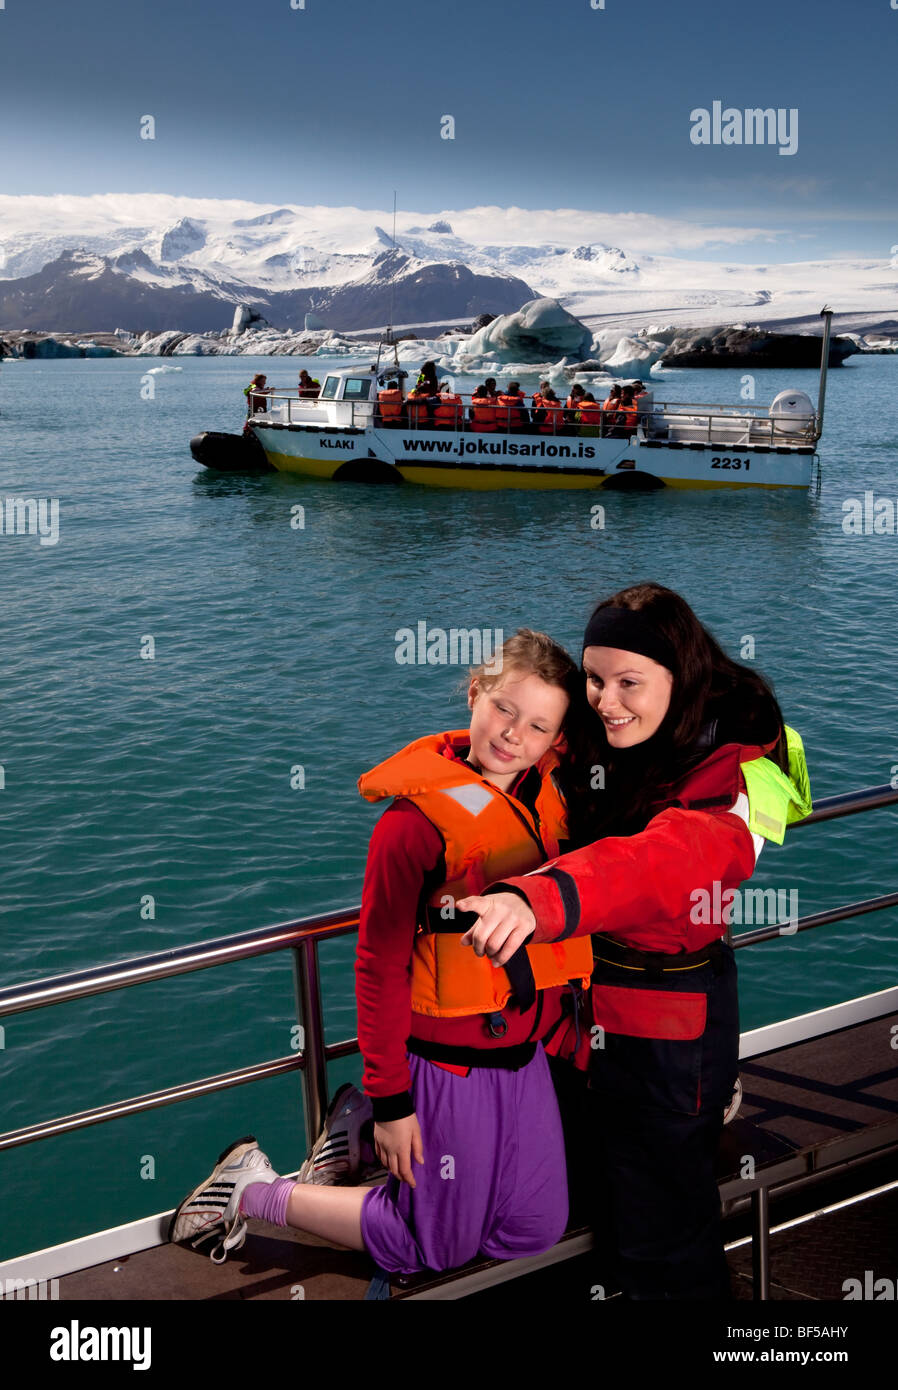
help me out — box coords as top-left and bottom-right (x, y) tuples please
(320, 376), (340, 400)
(342, 378), (372, 401)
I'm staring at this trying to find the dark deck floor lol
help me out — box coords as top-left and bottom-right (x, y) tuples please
(53, 1010), (898, 1301)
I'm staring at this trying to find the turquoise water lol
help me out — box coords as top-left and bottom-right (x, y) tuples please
(1, 351), (897, 1261)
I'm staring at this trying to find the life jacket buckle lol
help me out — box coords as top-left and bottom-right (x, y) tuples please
(487, 1012), (509, 1038)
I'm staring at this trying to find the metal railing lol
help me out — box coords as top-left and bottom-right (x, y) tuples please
(1, 784), (896, 1164)
(249, 389), (820, 445)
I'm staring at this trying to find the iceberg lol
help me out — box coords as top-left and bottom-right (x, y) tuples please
(600, 335), (668, 378)
(455, 298), (593, 368)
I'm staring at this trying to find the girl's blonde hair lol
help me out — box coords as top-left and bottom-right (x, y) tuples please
(469, 627), (578, 699)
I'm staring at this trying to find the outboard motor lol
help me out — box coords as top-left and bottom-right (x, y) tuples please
(769, 389), (815, 437)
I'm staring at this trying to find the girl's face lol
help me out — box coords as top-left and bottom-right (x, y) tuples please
(582, 645), (674, 748)
(466, 670), (569, 790)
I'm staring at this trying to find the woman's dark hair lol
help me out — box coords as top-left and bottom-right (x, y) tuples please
(561, 582), (787, 846)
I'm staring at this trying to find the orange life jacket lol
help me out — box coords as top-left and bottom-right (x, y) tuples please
(358, 731), (593, 1020)
(470, 395), (498, 432)
(497, 393), (527, 429)
(406, 392), (431, 424)
(538, 402), (564, 434)
(578, 402), (602, 427)
(565, 395), (585, 411)
(617, 401), (638, 428)
(602, 396), (621, 414)
(434, 393), (463, 428)
(378, 389), (403, 419)
(531, 392), (544, 410)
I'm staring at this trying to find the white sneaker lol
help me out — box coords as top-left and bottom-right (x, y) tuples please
(723, 1076), (743, 1125)
(168, 1135), (278, 1263)
(297, 1084), (375, 1185)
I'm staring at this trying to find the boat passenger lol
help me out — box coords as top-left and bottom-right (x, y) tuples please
(298, 370), (320, 398)
(415, 360), (440, 395)
(377, 380), (404, 427)
(498, 382), (529, 432)
(532, 379), (550, 414)
(433, 382), (463, 430)
(537, 389), (564, 435)
(457, 583), (812, 1301)
(565, 384), (586, 416)
(169, 630), (592, 1280)
(406, 386), (434, 428)
(243, 373), (270, 415)
(615, 387), (639, 434)
(483, 377), (499, 400)
(577, 393), (602, 436)
(470, 387), (499, 433)
(602, 385), (622, 417)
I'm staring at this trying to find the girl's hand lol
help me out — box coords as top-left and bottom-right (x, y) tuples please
(457, 892), (537, 967)
(374, 1114), (424, 1188)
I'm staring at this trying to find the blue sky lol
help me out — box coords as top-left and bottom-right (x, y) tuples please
(2, 0), (896, 261)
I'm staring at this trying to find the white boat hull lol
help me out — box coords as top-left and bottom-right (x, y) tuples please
(252, 420), (815, 490)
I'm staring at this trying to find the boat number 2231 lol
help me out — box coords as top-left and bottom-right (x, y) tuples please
(711, 456), (750, 470)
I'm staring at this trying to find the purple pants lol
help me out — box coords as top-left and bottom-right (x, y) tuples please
(360, 1045), (568, 1275)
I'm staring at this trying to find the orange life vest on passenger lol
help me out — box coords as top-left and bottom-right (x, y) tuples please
(617, 400), (638, 429)
(470, 394), (498, 432)
(406, 392), (431, 424)
(539, 401), (564, 434)
(531, 392), (544, 411)
(497, 393), (526, 429)
(358, 731), (593, 1020)
(578, 402), (602, 427)
(434, 393), (463, 428)
(565, 395), (584, 411)
(378, 389), (403, 419)
(602, 395), (621, 414)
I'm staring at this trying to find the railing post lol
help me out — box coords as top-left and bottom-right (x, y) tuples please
(751, 1187), (771, 1300)
(292, 939), (328, 1150)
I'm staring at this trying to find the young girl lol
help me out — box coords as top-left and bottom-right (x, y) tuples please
(459, 585), (811, 1299)
(169, 630), (592, 1276)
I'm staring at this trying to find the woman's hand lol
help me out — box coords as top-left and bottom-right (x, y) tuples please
(457, 892), (537, 967)
(374, 1114), (424, 1188)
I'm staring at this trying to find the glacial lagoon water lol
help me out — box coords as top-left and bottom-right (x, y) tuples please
(1, 351), (896, 1259)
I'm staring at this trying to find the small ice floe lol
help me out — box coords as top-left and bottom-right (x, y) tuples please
(145, 365), (183, 374)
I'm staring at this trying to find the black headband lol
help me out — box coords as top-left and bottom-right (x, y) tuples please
(581, 607), (677, 672)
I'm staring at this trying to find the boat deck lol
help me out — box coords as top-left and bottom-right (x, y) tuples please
(50, 1007), (898, 1301)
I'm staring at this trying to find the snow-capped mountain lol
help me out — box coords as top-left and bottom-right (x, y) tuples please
(0, 194), (894, 334)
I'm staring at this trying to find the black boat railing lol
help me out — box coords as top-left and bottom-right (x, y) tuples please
(0, 784), (895, 1158)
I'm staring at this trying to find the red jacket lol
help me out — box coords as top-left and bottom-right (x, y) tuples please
(493, 738), (773, 954)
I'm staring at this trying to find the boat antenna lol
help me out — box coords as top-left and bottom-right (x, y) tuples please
(376, 190), (401, 375)
(816, 305), (833, 442)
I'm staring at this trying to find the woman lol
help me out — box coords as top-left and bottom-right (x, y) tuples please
(459, 582), (811, 1300)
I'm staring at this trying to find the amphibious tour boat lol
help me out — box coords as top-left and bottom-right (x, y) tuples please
(190, 311), (835, 492)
